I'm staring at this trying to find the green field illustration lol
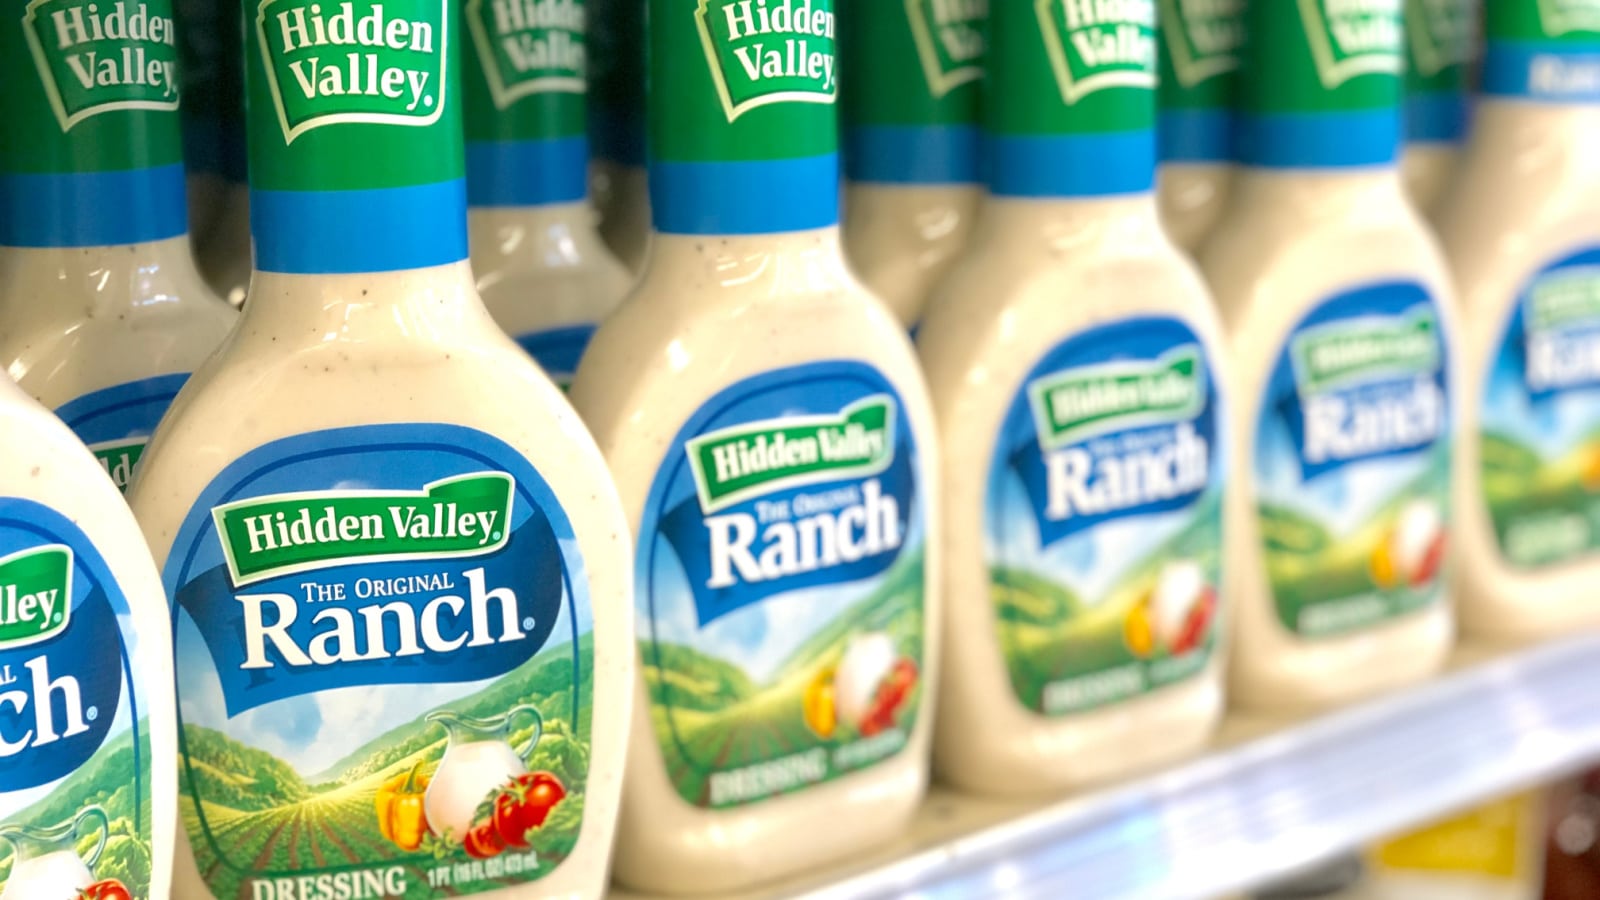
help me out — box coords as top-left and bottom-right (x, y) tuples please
(993, 491), (1223, 714)
(1261, 448), (1450, 636)
(645, 547), (925, 808)
(180, 636), (592, 899)
(0, 726), (154, 898)
(1481, 428), (1600, 567)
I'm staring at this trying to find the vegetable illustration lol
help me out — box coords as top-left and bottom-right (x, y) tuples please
(1372, 499), (1445, 588)
(1125, 560), (1213, 657)
(492, 772), (568, 849)
(802, 665), (838, 738)
(859, 658), (918, 737)
(423, 705), (543, 841)
(463, 822), (506, 860)
(78, 880), (131, 900)
(375, 760), (431, 851)
(833, 633), (896, 727)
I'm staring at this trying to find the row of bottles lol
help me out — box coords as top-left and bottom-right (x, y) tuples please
(2, 1), (1599, 900)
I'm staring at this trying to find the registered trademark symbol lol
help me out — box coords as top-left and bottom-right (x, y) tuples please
(86, 706), (98, 722)
(54, 613), (62, 624)
(522, 617), (535, 630)
(493, 531), (502, 542)
(425, 95), (434, 107)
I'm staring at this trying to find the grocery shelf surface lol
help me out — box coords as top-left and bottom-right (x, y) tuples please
(612, 634), (1600, 900)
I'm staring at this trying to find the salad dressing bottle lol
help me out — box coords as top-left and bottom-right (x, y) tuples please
(125, 1), (634, 895)
(0, 376), (179, 900)
(0, 0), (237, 492)
(588, 0), (650, 273)
(464, 0), (631, 385)
(1156, 0), (1245, 252)
(1440, 1), (1600, 641)
(176, 0), (252, 305)
(570, 0), (940, 890)
(917, 0), (1228, 795)
(1400, 0), (1477, 215)
(840, 0), (983, 327)
(1203, 0), (1457, 711)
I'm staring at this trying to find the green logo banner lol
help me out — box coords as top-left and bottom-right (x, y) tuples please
(694, 0), (837, 121)
(1035, 0), (1157, 104)
(0, 544), (73, 651)
(466, 0), (585, 109)
(1027, 345), (1205, 449)
(1298, 0), (1404, 88)
(213, 471), (515, 585)
(687, 395), (896, 512)
(907, 0), (985, 97)
(1290, 308), (1441, 394)
(23, 0), (181, 130)
(254, 0), (448, 143)
(1160, 0), (1243, 91)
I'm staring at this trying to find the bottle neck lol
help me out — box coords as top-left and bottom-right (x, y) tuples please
(646, 0), (841, 236)
(1157, 0), (1244, 167)
(0, 0), (189, 249)
(462, 0), (590, 209)
(983, 0), (1157, 199)
(1480, 0), (1600, 105)
(1238, 1), (1404, 169)
(839, 0), (982, 188)
(588, 0), (647, 168)
(1401, 0), (1472, 147)
(245, 0), (467, 276)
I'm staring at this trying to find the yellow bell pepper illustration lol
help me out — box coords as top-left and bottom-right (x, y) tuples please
(803, 665), (838, 739)
(375, 759), (431, 851)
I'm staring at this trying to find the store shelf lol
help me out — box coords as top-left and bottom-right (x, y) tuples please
(614, 634), (1600, 900)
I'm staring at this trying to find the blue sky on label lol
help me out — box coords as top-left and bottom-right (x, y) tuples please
(175, 586), (586, 776)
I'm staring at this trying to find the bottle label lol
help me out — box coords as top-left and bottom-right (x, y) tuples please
(22, 0), (181, 128)
(1240, 0), (1403, 167)
(647, 0), (839, 234)
(514, 323), (595, 389)
(986, 0), (1156, 196)
(1254, 283), (1451, 637)
(54, 374), (189, 494)
(1403, 0), (1475, 143)
(1157, 0), (1244, 162)
(986, 318), (1225, 715)
(462, 0), (588, 205)
(1479, 248), (1600, 568)
(840, 0), (984, 184)
(694, 0), (837, 120)
(0, 0), (187, 246)
(246, 0), (467, 273)
(164, 424), (593, 898)
(0, 499), (154, 900)
(637, 362), (926, 809)
(1483, 0), (1600, 101)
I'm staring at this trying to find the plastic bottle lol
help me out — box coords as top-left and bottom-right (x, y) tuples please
(570, 0), (941, 890)
(464, 0), (632, 386)
(0, 373), (179, 900)
(918, 0), (1228, 795)
(840, 0), (983, 328)
(1400, 0), (1477, 215)
(0, 0), (238, 493)
(124, 3), (635, 895)
(1203, 0), (1457, 711)
(1440, 0), (1600, 642)
(1157, 0), (1245, 252)
(175, 0), (252, 306)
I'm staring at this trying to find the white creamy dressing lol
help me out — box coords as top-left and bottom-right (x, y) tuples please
(843, 183), (979, 326)
(569, 229), (941, 893)
(126, 263), (635, 898)
(1438, 101), (1600, 641)
(1159, 164), (1234, 252)
(916, 196), (1226, 793)
(1401, 144), (1458, 218)
(471, 202), (632, 367)
(591, 161), (651, 274)
(0, 375), (178, 900)
(1202, 169), (1457, 710)
(0, 236), (238, 412)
